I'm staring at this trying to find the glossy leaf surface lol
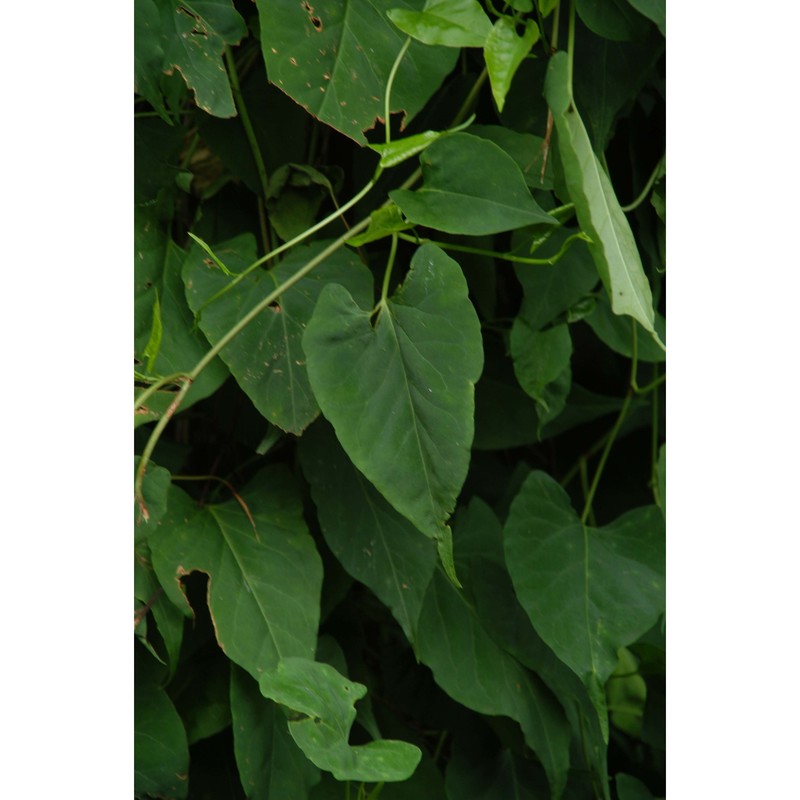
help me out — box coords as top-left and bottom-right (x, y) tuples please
(258, 0), (458, 143)
(303, 244), (483, 543)
(504, 471), (666, 691)
(484, 17), (540, 113)
(259, 658), (422, 781)
(545, 52), (660, 342)
(184, 236), (373, 434)
(391, 133), (556, 234)
(149, 467), (323, 679)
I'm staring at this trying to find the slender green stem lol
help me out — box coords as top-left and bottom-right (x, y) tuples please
(194, 174), (382, 316)
(397, 230), (589, 265)
(634, 371), (666, 395)
(432, 730), (448, 763)
(454, 67), (488, 126)
(621, 153), (665, 213)
(566, 0), (576, 90)
(385, 38), (412, 145)
(225, 47), (272, 252)
(579, 457), (597, 527)
(365, 782), (385, 800)
(649, 363), (660, 498)
(551, 2), (561, 50)
(378, 233), (399, 307)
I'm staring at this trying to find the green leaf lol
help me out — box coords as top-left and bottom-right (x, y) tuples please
(299, 421), (437, 642)
(655, 444), (665, 514)
(390, 133), (557, 235)
(512, 229), (598, 331)
(149, 466), (323, 679)
(184, 235), (374, 434)
(347, 205), (414, 247)
(575, 0), (652, 41)
(416, 569), (571, 798)
(134, 457), (172, 536)
(158, 0), (247, 118)
(510, 321), (572, 429)
(468, 124), (554, 190)
(142, 289), (164, 373)
(625, 0), (665, 34)
(484, 17), (540, 113)
(172, 654), (232, 745)
(606, 648), (646, 737)
(135, 675), (190, 798)
(258, 0), (458, 144)
(545, 52), (661, 344)
(616, 773), (657, 800)
(585, 292), (666, 363)
(259, 658), (422, 782)
(135, 0), (171, 122)
(368, 116), (474, 168)
(387, 0), (492, 48)
(134, 207), (229, 412)
(266, 164), (339, 243)
(303, 243), (483, 546)
(445, 746), (550, 800)
(230, 665), (321, 799)
(538, 0), (558, 14)
(504, 471), (666, 695)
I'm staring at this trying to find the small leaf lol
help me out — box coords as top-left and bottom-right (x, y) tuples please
(368, 115), (474, 168)
(585, 292), (666, 363)
(616, 773), (658, 800)
(134, 457), (171, 535)
(504, 471), (665, 701)
(625, 0), (665, 35)
(484, 17), (540, 113)
(391, 133), (556, 235)
(510, 321), (572, 429)
(387, 0), (492, 48)
(545, 52), (661, 344)
(303, 244), (483, 545)
(142, 289), (163, 374)
(259, 658), (422, 782)
(347, 205), (413, 247)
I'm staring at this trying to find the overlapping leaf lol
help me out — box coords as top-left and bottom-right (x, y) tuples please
(391, 133), (556, 234)
(299, 421), (437, 641)
(257, 0), (458, 143)
(149, 466), (323, 679)
(485, 17), (540, 113)
(545, 52), (661, 343)
(504, 471), (665, 697)
(184, 236), (373, 434)
(230, 665), (321, 799)
(259, 658), (422, 782)
(387, 0), (492, 48)
(303, 243), (483, 548)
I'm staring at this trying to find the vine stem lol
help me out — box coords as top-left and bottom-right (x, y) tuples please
(379, 233), (399, 307)
(134, 217), (370, 509)
(397, 230), (589, 265)
(225, 47), (272, 252)
(384, 38), (412, 145)
(134, 371), (192, 413)
(621, 153), (665, 213)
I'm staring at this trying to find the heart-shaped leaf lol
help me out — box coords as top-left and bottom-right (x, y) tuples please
(485, 17), (540, 113)
(259, 658), (422, 782)
(504, 471), (665, 695)
(303, 243), (483, 548)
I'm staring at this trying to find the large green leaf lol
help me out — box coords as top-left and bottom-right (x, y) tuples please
(391, 133), (556, 234)
(417, 569), (571, 798)
(625, 0), (665, 35)
(184, 236), (374, 435)
(230, 665), (321, 799)
(161, 0), (246, 117)
(149, 466), (323, 679)
(134, 0), (170, 121)
(257, 0), (458, 144)
(259, 658), (422, 782)
(299, 421), (437, 642)
(484, 17), (540, 113)
(468, 124), (555, 190)
(303, 243), (483, 546)
(135, 674), (190, 798)
(504, 471), (665, 696)
(387, 0), (492, 48)
(545, 52), (660, 343)
(575, 0), (652, 41)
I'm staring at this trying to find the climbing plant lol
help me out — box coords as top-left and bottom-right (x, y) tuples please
(134, 0), (666, 797)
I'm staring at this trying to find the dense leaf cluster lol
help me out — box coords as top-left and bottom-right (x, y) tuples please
(134, 0), (666, 797)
